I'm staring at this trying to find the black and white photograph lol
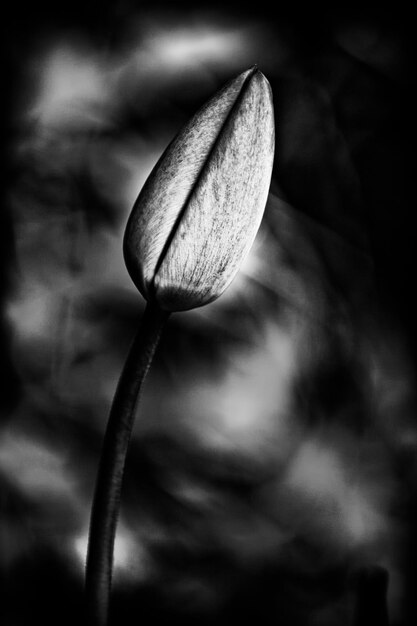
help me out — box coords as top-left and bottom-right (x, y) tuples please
(1, 3), (416, 625)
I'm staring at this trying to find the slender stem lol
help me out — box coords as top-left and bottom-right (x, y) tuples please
(85, 301), (169, 626)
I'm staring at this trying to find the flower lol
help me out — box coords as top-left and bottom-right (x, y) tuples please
(123, 66), (275, 311)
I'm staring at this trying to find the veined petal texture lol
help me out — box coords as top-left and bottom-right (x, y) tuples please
(124, 67), (275, 311)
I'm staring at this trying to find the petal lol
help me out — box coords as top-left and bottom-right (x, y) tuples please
(154, 70), (275, 311)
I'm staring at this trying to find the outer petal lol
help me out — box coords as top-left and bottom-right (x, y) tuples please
(154, 70), (275, 311)
(123, 67), (257, 301)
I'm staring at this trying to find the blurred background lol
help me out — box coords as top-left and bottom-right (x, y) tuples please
(1, 2), (416, 625)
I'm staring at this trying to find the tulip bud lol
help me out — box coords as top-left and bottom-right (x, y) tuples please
(124, 66), (275, 311)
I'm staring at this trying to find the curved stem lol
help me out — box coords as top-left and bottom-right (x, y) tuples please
(85, 302), (169, 626)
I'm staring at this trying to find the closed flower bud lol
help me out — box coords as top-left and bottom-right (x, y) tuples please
(124, 66), (275, 311)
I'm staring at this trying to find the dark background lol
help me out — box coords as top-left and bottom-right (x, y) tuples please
(1, 3), (416, 625)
